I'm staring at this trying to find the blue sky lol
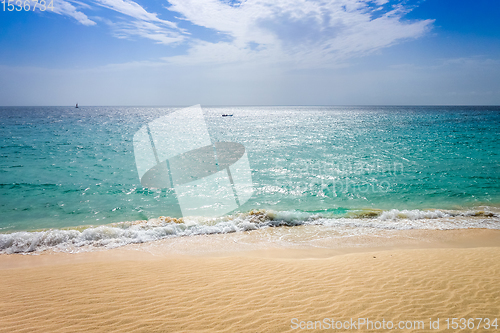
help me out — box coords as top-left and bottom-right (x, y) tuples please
(0, 0), (499, 105)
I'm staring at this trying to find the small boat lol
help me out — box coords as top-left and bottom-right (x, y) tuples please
(75, 103), (79, 108)
(221, 114), (233, 117)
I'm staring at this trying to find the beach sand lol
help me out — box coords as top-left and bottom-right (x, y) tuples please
(1, 229), (499, 332)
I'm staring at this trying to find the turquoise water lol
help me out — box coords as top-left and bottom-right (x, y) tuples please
(1, 106), (499, 253)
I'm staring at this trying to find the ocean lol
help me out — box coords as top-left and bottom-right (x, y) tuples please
(1, 105), (499, 254)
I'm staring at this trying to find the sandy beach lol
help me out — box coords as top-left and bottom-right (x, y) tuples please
(1, 229), (499, 332)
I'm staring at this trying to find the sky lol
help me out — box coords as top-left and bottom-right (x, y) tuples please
(0, 0), (499, 106)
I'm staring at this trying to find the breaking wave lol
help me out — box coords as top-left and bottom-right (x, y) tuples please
(1, 208), (499, 254)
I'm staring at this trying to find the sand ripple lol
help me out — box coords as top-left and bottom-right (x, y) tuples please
(1, 243), (499, 332)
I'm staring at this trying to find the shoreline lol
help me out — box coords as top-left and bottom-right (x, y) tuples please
(1, 229), (499, 332)
(2, 206), (499, 255)
(2, 228), (500, 266)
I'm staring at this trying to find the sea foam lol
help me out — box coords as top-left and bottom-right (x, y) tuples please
(1, 209), (499, 254)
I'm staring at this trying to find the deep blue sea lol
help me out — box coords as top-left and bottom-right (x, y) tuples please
(1, 106), (499, 253)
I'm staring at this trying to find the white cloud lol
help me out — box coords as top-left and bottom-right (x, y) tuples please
(52, 0), (186, 44)
(94, 0), (187, 45)
(53, 0), (96, 26)
(66, 0), (92, 9)
(50, 0), (433, 66)
(95, 0), (177, 28)
(165, 0), (433, 68)
(111, 20), (185, 44)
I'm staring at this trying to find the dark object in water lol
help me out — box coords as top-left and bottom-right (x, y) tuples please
(222, 114), (233, 117)
(75, 103), (79, 108)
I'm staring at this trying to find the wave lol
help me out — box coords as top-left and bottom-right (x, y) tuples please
(1, 208), (499, 254)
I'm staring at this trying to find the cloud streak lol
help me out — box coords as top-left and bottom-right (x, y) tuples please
(94, 0), (187, 44)
(53, 0), (96, 26)
(53, 0), (186, 44)
(50, 0), (433, 66)
(165, 0), (433, 67)
(95, 0), (177, 28)
(109, 20), (185, 44)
